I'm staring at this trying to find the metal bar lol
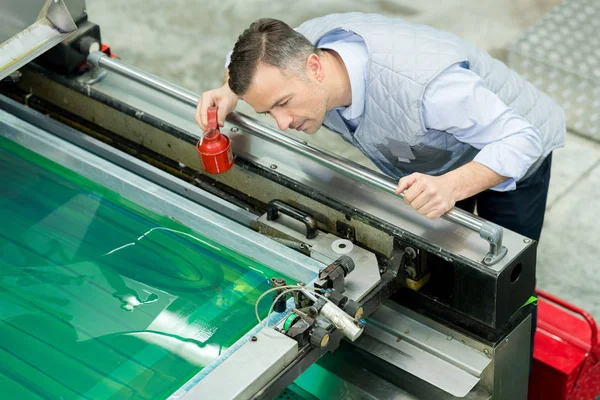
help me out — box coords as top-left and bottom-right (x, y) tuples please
(87, 52), (507, 265)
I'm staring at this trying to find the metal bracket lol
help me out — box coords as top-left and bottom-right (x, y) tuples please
(480, 222), (508, 266)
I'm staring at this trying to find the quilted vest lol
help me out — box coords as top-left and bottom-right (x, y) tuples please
(296, 13), (565, 180)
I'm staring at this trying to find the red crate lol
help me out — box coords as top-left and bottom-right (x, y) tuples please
(529, 289), (600, 400)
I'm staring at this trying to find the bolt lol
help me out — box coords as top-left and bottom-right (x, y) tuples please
(230, 127), (239, 132)
(251, 336), (258, 342)
(270, 164), (278, 169)
(523, 238), (532, 244)
(484, 349), (490, 358)
(485, 257), (492, 263)
(446, 335), (453, 341)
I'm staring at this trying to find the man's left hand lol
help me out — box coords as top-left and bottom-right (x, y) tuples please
(395, 173), (457, 219)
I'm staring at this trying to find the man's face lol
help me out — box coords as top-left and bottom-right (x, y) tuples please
(242, 62), (328, 134)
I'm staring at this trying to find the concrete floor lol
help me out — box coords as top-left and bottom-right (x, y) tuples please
(86, 0), (600, 319)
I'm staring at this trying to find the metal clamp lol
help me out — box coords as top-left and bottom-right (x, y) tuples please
(86, 52), (508, 265)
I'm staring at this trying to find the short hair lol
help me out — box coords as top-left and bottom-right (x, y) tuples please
(228, 18), (317, 96)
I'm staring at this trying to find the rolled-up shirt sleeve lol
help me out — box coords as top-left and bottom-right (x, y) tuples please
(422, 63), (543, 191)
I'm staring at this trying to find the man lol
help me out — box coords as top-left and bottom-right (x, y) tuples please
(195, 13), (565, 242)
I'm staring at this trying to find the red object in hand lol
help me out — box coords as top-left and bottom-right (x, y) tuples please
(196, 107), (233, 174)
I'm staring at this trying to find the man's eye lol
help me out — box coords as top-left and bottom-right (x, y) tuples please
(279, 99), (289, 107)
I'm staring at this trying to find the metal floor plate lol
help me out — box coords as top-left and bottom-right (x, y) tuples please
(508, 0), (600, 142)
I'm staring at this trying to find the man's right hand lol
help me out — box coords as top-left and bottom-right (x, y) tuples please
(195, 84), (239, 131)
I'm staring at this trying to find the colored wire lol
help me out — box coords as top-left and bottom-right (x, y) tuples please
(254, 285), (333, 330)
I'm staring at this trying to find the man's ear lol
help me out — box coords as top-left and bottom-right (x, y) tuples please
(306, 53), (324, 82)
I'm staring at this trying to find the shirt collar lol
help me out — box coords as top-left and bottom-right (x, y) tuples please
(318, 40), (367, 121)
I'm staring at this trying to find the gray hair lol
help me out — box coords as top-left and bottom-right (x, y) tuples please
(228, 18), (317, 96)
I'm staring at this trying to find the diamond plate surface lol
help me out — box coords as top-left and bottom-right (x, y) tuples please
(508, 0), (600, 142)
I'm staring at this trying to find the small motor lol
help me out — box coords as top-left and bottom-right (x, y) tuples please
(196, 106), (233, 174)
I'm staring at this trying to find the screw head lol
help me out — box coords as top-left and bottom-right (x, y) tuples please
(230, 127), (239, 132)
(270, 164), (278, 169)
(251, 336), (258, 342)
(523, 238), (532, 243)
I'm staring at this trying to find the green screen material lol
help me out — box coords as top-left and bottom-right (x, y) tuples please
(0, 136), (291, 399)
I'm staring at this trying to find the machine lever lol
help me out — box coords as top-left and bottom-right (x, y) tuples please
(267, 199), (318, 239)
(87, 51), (508, 266)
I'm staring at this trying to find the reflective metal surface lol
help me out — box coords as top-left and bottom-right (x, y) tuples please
(481, 314), (532, 399)
(180, 328), (298, 400)
(0, 0), (77, 81)
(258, 213), (381, 302)
(355, 303), (491, 398)
(88, 52), (508, 265)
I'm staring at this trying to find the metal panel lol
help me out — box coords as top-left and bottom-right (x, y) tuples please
(482, 314), (532, 399)
(180, 328), (298, 400)
(0, 106), (322, 284)
(508, 0), (600, 142)
(258, 213), (381, 302)
(0, 0), (78, 81)
(354, 303), (491, 397)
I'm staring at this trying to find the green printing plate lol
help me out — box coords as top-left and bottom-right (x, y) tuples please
(0, 136), (290, 400)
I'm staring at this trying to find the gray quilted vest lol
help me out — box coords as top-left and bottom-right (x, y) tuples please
(296, 13), (565, 180)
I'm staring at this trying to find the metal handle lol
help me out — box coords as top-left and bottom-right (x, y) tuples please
(267, 200), (318, 239)
(87, 51), (507, 265)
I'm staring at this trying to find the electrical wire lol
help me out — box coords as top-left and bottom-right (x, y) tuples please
(254, 285), (334, 330)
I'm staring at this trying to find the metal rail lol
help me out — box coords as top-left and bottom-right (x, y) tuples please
(87, 51), (507, 265)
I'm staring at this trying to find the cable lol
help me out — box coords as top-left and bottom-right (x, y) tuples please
(254, 285), (334, 330)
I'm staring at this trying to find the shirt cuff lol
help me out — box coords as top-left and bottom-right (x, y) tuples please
(473, 145), (523, 192)
(489, 178), (516, 192)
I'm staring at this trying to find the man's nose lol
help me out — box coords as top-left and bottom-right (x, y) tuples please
(271, 109), (293, 131)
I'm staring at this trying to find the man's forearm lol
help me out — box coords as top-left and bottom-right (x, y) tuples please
(445, 161), (508, 202)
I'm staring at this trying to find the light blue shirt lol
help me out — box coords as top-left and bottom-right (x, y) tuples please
(318, 33), (542, 192)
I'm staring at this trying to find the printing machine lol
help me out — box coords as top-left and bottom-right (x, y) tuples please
(0, 1), (537, 399)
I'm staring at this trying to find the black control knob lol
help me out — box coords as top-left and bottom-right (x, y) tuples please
(343, 300), (364, 320)
(337, 255), (355, 275)
(309, 327), (330, 348)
